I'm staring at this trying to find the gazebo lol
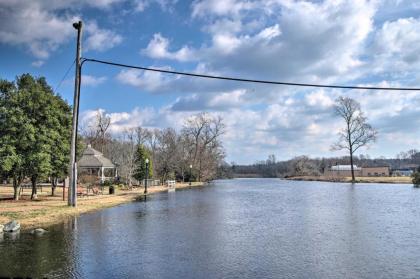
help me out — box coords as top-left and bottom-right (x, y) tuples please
(77, 144), (117, 183)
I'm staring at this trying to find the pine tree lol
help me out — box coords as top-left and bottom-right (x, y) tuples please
(133, 144), (153, 182)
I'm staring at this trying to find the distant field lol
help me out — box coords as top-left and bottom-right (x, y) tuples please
(287, 175), (413, 184)
(348, 176), (412, 184)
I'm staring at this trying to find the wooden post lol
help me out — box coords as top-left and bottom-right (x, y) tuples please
(63, 177), (69, 201)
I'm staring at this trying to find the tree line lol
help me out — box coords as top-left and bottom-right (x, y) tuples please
(0, 74), (226, 200)
(83, 111), (226, 186)
(229, 150), (420, 179)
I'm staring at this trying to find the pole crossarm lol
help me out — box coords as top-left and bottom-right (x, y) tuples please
(81, 58), (420, 91)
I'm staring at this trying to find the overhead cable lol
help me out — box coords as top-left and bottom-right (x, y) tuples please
(82, 58), (420, 91)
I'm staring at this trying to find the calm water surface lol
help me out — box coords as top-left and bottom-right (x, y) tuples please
(1, 179), (420, 278)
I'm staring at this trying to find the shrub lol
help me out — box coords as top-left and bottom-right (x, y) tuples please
(412, 172), (420, 188)
(102, 180), (113, 186)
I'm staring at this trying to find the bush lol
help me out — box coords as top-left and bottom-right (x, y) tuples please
(412, 172), (420, 188)
(102, 180), (113, 186)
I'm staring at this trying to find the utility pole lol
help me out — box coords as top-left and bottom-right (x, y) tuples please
(69, 21), (83, 207)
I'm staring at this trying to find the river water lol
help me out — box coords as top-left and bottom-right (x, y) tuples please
(1, 179), (420, 278)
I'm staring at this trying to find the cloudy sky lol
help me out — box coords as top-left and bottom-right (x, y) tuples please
(1, 0), (420, 164)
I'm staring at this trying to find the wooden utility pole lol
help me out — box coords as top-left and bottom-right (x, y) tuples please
(69, 21), (83, 207)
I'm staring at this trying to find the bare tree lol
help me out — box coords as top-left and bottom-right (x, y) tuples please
(331, 96), (377, 182)
(182, 113), (225, 181)
(135, 127), (149, 146)
(121, 128), (138, 187)
(155, 128), (178, 182)
(95, 111), (111, 153)
(288, 156), (320, 176)
(80, 111), (111, 153)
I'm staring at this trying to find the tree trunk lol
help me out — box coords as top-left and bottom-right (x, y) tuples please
(349, 148), (355, 183)
(181, 169), (185, 183)
(347, 122), (355, 183)
(51, 177), (57, 196)
(31, 176), (38, 200)
(13, 177), (21, 201)
(198, 158), (202, 182)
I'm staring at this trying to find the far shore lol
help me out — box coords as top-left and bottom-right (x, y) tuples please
(0, 182), (204, 231)
(286, 175), (413, 184)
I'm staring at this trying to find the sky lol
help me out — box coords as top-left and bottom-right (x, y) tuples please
(1, 0), (420, 164)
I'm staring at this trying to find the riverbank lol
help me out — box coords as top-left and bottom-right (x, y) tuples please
(286, 175), (413, 184)
(0, 182), (204, 230)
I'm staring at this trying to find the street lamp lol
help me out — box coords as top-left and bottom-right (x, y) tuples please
(144, 158), (149, 195)
(189, 164), (193, 186)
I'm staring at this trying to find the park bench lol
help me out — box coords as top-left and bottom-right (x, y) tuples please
(77, 186), (87, 197)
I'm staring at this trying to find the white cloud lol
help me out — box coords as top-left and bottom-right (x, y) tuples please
(146, 0), (375, 85)
(0, 1), (123, 61)
(134, 0), (178, 12)
(84, 22), (123, 52)
(192, 0), (255, 18)
(142, 33), (194, 61)
(170, 89), (248, 111)
(0, 1), (78, 59)
(82, 75), (107, 86)
(80, 106), (187, 135)
(116, 67), (178, 91)
(31, 60), (45, 67)
(305, 90), (334, 108)
(371, 17), (420, 75)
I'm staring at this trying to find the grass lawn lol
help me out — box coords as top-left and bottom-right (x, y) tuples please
(0, 182), (203, 230)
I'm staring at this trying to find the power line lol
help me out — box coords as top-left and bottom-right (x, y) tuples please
(54, 59), (76, 92)
(82, 58), (420, 91)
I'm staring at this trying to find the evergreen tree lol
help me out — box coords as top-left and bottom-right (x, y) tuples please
(0, 74), (72, 200)
(133, 144), (153, 182)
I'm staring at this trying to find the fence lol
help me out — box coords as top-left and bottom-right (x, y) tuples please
(140, 179), (161, 187)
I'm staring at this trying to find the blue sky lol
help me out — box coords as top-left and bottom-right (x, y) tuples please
(1, 0), (420, 164)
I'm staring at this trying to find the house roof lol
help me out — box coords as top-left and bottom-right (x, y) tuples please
(77, 145), (115, 168)
(331, 165), (361, 171)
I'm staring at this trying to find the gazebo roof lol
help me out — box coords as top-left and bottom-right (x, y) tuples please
(77, 145), (115, 168)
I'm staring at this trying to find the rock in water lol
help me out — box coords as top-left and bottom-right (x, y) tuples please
(31, 228), (48, 235)
(3, 220), (20, 232)
(0, 224), (4, 232)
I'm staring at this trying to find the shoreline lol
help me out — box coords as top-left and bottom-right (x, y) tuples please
(0, 182), (204, 231)
(285, 175), (413, 184)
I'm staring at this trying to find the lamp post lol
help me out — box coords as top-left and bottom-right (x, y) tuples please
(144, 158), (149, 195)
(189, 164), (193, 186)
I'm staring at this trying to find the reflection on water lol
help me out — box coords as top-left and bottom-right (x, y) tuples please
(1, 179), (420, 278)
